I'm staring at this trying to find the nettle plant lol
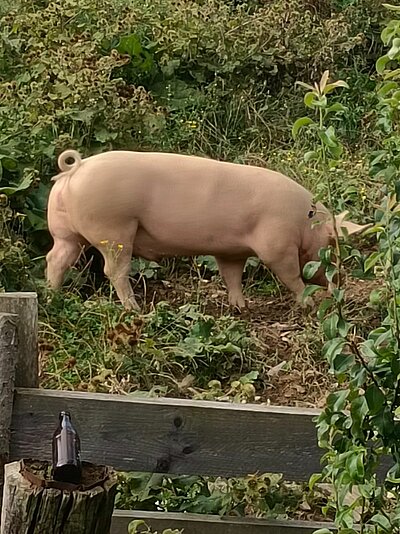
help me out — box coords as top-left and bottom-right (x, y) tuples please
(297, 5), (400, 534)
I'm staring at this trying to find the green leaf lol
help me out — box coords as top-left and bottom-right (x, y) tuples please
(324, 80), (349, 94)
(365, 384), (386, 415)
(383, 2), (400, 11)
(323, 313), (339, 340)
(313, 529), (333, 534)
(346, 450), (365, 481)
(370, 513), (392, 532)
(324, 338), (346, 365)
(325, 103), (347, 114)
(317, 298), (333, 321)
(304, 91), (316, 108)
(94, 128), (118, 143)
(128, 520), (146, 534)
(303, 260), (321, 280)
(240, 370), (258, 383)
(337, 317), (350, 337)
(295, 80), (315, 91)
(350, 395), (369, 438)
(308, 472), (322, 490)
(332, 288), (344, 304)
(0, 156), (18, 171)
(376, 54), (391, 74)
(364, 251), (382, 272)
(319, 126), (338, 148)
(303, 284), (324, 299)
(304, 150), (319, 162)
(333, 352), (355, 374)
(377, 81), (398, 97)
(362, 224), (384, 236)
(388, 37), (400, 60)
(117, 33), (143, 57)
(0, 172), (33, 196)
(327, 388), (349, 411)
(291, 117), (314, 139)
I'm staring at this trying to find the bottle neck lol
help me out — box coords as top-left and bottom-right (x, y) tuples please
(59, 412), (72, 428)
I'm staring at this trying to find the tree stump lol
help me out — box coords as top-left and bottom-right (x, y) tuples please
(1, 460), (118, 534)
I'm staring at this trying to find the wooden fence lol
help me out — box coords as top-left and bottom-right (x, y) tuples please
(0, 292), (337, 533)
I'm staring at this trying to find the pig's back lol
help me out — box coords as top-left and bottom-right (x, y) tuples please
(65, 151), (313, 248)
(68, 150), (310, 208)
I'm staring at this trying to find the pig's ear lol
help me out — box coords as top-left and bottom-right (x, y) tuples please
(334, 211), (371, 238)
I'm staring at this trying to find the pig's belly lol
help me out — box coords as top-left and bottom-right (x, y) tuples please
(132, 227), (252, 261)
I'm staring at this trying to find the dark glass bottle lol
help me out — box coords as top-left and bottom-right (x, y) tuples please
(52, 411), (82, 484)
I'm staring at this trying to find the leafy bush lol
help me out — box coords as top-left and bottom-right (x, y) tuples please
(0, 203), (32, 291)
(293, 5), (400, 532)
(0, 0), (384, 268)
(117, 471), (315, 520)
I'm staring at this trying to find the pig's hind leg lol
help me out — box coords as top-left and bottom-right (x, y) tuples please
(97, 227), (140, 311)
(46, 237), (83, 289)
(215, 256), (246, 310)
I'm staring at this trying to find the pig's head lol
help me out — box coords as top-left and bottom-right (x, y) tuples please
(300, 202), (370, 287)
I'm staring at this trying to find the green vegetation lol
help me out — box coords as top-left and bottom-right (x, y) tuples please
(128, 521), (181, 534)
(117, 471), (330, 522)
(3, 0), (400, 531)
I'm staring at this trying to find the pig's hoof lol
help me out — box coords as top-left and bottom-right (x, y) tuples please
(228, 298), (247, 315)
(298, 295), (315, 310)
(231, 304), (246, 315)
(123, 297), (141, 312)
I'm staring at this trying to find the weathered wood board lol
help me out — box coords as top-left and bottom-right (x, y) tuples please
(111, 510), (337, 533)
(11, 388), (322, 480)
(0, 293), (38, 388)
(0, 313), (18, 505)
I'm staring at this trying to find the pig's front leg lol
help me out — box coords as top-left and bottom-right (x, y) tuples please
(261, 246), (314, 308)
(215, 256), (247, 310)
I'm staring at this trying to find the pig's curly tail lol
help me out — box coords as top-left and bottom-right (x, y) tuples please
(52, 150), (82, 182)
(58, 150), (82, 172)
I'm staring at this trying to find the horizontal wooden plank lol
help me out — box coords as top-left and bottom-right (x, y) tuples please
(11, 388), (322, 480)
(111, 510), (336, 533)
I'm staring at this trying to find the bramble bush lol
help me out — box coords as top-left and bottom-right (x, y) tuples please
(0, 0), (384, 291)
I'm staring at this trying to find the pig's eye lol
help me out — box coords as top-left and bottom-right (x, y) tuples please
(308, 204), (317, 219)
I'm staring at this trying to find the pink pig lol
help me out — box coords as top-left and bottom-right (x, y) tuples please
(46, 150), (367, 310)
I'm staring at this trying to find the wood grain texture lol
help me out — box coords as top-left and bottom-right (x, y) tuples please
(0, 314), (18, 505)
(111, 510), (337, 533)
(0, 293), (38, 388)
(1, 461), (118, 534)
(11, 388), (322, 480)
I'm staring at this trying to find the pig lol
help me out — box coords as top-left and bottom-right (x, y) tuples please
(46, 149), (368, 311)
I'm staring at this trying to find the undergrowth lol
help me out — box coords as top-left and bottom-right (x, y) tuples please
(0, 0), (397, 530)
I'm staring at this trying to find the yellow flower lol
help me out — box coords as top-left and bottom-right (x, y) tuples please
(100, 239), (109, 245)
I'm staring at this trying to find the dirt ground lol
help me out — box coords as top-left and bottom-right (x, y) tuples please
(133, 268), (381, 409)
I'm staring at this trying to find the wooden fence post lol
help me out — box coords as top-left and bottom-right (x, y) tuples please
(0, 314), (18, 505)
(0, 293), (38, 388)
